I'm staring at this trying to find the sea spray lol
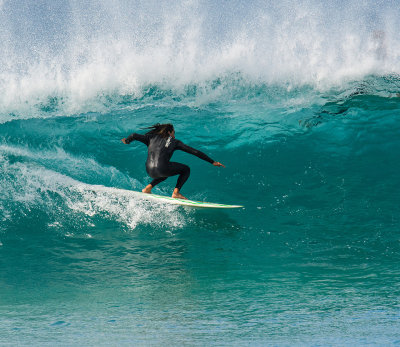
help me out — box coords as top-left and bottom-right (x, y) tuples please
(0, 0), (399, 117)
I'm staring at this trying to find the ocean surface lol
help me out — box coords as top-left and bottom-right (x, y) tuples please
(1, 0), (400, 345)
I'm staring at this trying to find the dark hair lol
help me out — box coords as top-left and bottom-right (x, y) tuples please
(142, 123), (174, 138)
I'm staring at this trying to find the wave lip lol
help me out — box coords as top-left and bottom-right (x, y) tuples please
(1, 1), (400, 117)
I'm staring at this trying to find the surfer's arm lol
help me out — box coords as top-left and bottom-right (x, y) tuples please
(122, 133), (149, 145)
(175, 140), (215, 164)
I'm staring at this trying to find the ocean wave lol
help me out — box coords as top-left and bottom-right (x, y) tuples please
(1, 1), (400, 118)
(0, 73), (399, 124)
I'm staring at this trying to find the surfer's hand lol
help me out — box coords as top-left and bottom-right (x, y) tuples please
(121, 138), (127, 144)
(213, 161), (225, 168)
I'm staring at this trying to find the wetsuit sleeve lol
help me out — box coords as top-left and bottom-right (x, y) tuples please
(175, 140), (214, 164)
(125, 133), (149, 145)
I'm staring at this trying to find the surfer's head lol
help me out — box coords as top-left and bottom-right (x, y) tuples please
(143, 123), (174, 138)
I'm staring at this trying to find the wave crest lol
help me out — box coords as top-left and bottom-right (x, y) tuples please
(1, 1), (400, 117)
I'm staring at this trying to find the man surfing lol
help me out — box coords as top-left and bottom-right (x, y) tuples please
(122, 123), (225, 199)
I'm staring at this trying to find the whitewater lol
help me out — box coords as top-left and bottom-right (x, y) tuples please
(1, 0), (400, 345)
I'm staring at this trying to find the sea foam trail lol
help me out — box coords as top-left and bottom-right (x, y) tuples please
(0, 0), (399, 117)
(0, 145), (188, 231)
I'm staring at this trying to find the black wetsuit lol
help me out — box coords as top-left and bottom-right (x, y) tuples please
(125, 133), (214, 189)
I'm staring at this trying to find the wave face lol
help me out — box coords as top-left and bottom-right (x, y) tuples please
(1, 1), (400, 345)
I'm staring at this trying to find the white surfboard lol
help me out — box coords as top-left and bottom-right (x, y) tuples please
(130, 191), (243, 209)
(77, 184), (243, 209)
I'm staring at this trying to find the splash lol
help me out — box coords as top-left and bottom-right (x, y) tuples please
(0, 0), (399, 117)
(0, 145), (189, 231)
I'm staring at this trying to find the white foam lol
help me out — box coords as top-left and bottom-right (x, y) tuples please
(0, 144), (137, 189)
(0, 1), (399, 119)
(0, 146), (189, 230)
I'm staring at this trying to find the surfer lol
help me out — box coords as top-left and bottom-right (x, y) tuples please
(122, 123), (225, 199)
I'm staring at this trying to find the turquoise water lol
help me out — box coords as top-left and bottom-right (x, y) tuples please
(1, 1), (400, 345)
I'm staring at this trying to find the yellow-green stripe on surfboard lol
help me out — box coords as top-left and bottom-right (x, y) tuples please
(133, 191), (243, 208)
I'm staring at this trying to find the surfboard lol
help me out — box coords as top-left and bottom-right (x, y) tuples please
(130, 191), (243, 209)
(77, 184), (243, 209)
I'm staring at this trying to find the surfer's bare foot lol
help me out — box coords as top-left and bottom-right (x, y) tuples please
(172, 188), (187, 199)
(142, 184), (153, 194)
(172, 192), (187, 199)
